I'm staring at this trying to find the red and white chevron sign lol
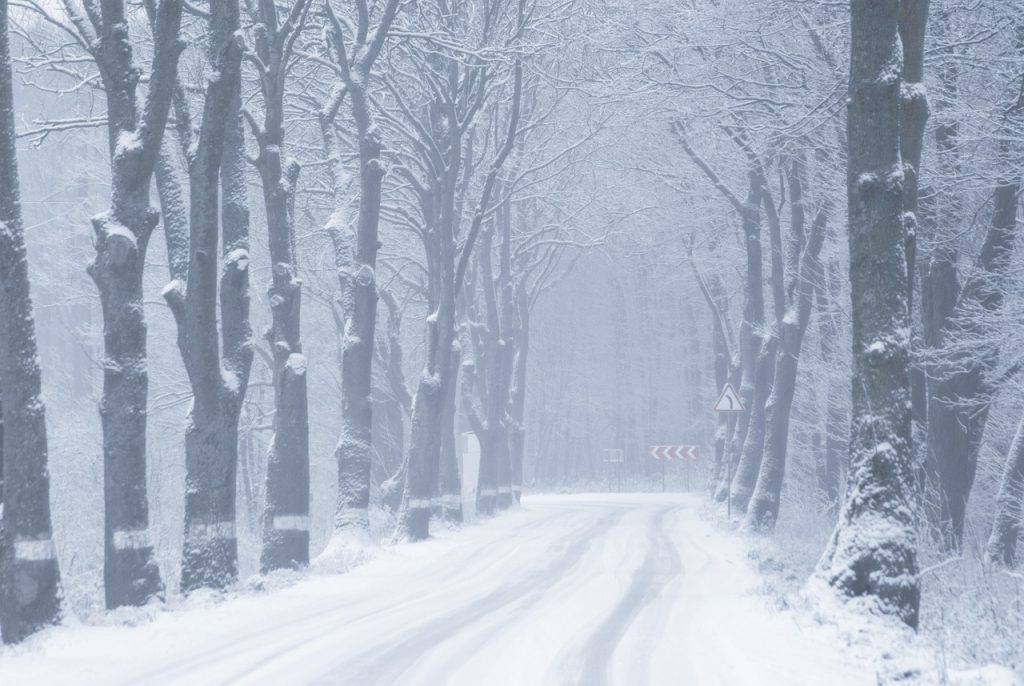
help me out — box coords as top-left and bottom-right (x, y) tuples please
(649, 445), (699, 461)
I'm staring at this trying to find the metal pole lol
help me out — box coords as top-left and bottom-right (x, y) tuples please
(661, 457), (665, 493)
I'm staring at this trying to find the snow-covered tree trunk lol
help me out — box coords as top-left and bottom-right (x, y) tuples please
(474, 213), (516, 515)
(729, 139), (787, 514)
(983, 179), (1023, 565)
(0, 1), (61, 640)
(729, 336), (775, 511)
(719, 177), (763, 502)
(437, 344), (463, 521)
(164, 1), (246, 592)
(252, 0), (312, 572)
(494, 201), (517, 509)
(508, 283), (530, 504)
(334, 101), (382, 535)
(215, 106), (253, 579)
(325, 0), (399, 536)
(922, 23), (1016, 553)
(259, 153), (309, 569)
(401, 139), (462, 540)
(81, 0), (183, 609)
(818, 0), (920, 628)
(403, 316), (451, 539)
(673, 126), (764, 505)
(898, 0), (930, 316)
(747, 203), (827, 529)
(400, 3), (523, 538)
(377, 289), (412, 512)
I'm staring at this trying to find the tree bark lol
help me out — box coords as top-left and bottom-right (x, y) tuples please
(818, 0), (920, 629)
(508, 283), (530, 504)
(88, 0), (183, 609)
(746, 203), (827, 529)
(715, 175), (764, 503)
(253, 0), (312, 571)
(399, 6), (522, 539)
(437, 345), (463, 521)
(324, 0), (399, 537)
(729, 336), (776, 512)
(0, 1), (62, 639)
(983, 180), (1023, 565)
(164, 2), (246, 592)
(922, 31), (1017, 553)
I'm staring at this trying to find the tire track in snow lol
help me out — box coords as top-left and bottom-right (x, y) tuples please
(114, 510), (567, 686)
(552, 504), (682, 686)
(319, 509), (626, 686)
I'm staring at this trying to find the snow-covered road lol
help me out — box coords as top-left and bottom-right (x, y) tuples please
(1, 494), (870, 685)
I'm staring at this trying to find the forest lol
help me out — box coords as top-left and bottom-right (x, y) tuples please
(1, 0), (1024, 682)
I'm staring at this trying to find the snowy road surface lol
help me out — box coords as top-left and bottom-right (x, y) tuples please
(2, 494), (870, 685)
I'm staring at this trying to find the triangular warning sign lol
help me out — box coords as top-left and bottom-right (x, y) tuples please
(714, 383), (744, 412)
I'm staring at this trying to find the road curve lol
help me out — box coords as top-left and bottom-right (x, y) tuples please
(0, 494), (866, 686)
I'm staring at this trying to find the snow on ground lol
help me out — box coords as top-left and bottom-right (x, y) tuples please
(0, 493), (1019, 685)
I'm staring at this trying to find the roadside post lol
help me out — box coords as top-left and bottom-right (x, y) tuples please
(714, 383), (745, 519)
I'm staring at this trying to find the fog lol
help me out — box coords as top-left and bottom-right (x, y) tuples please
(1, 0), (1023, 683)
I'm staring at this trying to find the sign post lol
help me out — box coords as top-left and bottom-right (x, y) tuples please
(649, 445), (700, 492)
(714, 383), (745, 519)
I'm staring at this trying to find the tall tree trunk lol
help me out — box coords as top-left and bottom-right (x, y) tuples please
(437, 345), (463, 521)
(924, 29), (1017, 554)
(323, 0), (401, 537)
(400, 153), (461, 540)
(376, 289), (412, 512)
(165, 3), (246, 592)
(901, 0), (931, 527)
(474, 206), (517, 514)
(818, 0), (920, 629)
(254, 0), (312, 570)
(89, 0), (183, 609)
(403, 155), (461, 539)
(335, 76), (383, 536)
(403, 314), (455, 538)
(724, 134), (787, 512)
(715, 175), (764, 503)
(0, 2), (61, 639)
(984, 180), (1023, 564)
(747, 205), (827, 529)
(259, 149), (308, 570)
(730, 336), (776, 511)
(400, 30), (522, 539)
(508, 284), (530, 504)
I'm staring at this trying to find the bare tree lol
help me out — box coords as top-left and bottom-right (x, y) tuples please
(0, 0), (62, 642)
(163, 0), (248, 592)
(398, 1), (525, 538)
(324, 0), (402, 536)
(241, 0), (314, 573)
(746, 158), (829, 529)
(673, 125), (764, 509)
(817, 0), (923, 628)
(54, 0), (184, 607)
